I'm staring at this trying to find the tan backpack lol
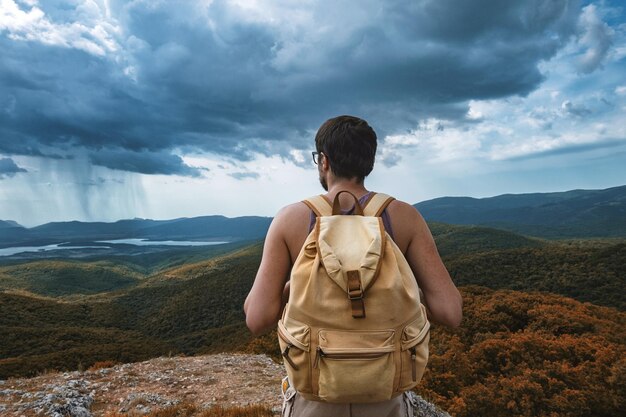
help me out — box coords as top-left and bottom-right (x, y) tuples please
(278, 191), (430, 403)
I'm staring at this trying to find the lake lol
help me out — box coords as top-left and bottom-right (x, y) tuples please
(0, 239), (229, 257)
(96, 239), (229, 246)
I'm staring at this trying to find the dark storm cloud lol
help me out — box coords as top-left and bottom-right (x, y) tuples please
(89, 148), (202, 177)
(0, 157), (27, 178)
(0, 0), (584, 175)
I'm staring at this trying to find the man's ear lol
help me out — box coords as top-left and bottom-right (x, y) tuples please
(322, 154), (330, 171)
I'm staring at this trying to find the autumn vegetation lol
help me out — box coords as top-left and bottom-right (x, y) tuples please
(418, 286), (625, 417)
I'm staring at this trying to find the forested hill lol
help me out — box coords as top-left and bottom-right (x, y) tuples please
(414, 184), (626, 238)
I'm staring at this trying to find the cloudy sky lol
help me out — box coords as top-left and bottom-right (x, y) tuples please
(0, 0), (624, 227)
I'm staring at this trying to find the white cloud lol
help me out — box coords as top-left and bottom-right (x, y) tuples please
(0, 0), (121, 56)
(381, 118), (484, 164)
(289, 149), (307, 164)
(467, 102), (483, 121)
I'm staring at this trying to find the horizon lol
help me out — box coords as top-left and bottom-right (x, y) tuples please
(1, 0), (625, 227)
(2, 183), (624, 228)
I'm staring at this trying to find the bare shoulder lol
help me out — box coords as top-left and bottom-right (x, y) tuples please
(272, 201), (312, 262)
(385, 198), (430, 252)
(386, 198), (418, 215)
(386, 199), (427, 229)
(273, 201), (311, 226)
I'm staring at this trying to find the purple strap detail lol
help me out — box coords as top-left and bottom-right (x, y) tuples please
(380, 209), (395, 241)
(307, 192), (395, 241)
(308, 210), (316, 232)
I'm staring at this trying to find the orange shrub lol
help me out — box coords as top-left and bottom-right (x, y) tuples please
(88, 360), (120, 371)
(416, 286), (626, 417)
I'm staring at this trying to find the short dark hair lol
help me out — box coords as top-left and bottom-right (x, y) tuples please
(315, 115), (377, 182)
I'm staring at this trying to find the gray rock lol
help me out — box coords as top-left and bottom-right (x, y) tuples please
(15, 379), (95, 417)
(118, 392), (179, 413)
(1, 388), (21, 396)
(406, 392), (451, 417)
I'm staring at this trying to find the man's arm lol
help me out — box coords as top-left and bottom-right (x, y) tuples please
(243, 206), (293, 336)
(390, 201), (463, 327)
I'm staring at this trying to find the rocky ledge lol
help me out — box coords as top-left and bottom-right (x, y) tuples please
(0, 353), (449, 416)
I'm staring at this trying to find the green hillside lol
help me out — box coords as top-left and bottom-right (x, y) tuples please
(428, 222), (545, 257)
(445, 242), (626, 310)
(428, 224), (625, 310)
(0, 240), (253, 298)
(0, 260), (143, 296)
(0, 244), (263, 378)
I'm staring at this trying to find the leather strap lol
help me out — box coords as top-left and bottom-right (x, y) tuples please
(332, 191), (364, 216)
(347, 270), (366, 318)
(363, 193), (395, 217)
(302, 195), (333, 217)
(305, 192), (385, 217)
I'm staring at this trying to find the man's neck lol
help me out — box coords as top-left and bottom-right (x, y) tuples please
(325, 180), (369, 204)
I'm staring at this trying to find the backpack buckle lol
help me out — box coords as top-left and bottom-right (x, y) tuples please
(348, 288), (363, 300)
(347, 270), (366, 318)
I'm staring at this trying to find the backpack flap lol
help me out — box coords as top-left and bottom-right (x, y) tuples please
(317, 215), (386, 318)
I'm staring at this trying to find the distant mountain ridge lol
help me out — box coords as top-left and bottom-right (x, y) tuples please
(1, 185), (624, 246)
(0, 220), (22, 229)
(0, 215), (272, 247)
(415, 185), (626, 238)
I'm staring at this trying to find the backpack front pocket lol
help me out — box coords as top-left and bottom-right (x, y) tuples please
(277, 317), (311, 393)
(314, 329), (396, 403)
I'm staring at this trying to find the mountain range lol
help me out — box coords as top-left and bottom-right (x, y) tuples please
(0, 216), (272, 248)
(1, 185), (624, 249)
(414, 184), (626, 238)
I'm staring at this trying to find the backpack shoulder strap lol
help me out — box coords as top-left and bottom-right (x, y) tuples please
(302, 195), (333, 217)
(363, 192), (395, 217)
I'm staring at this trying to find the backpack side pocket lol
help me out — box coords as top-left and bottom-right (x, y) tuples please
(278, 317), (312, 394)
(399, 307), (430, 391)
